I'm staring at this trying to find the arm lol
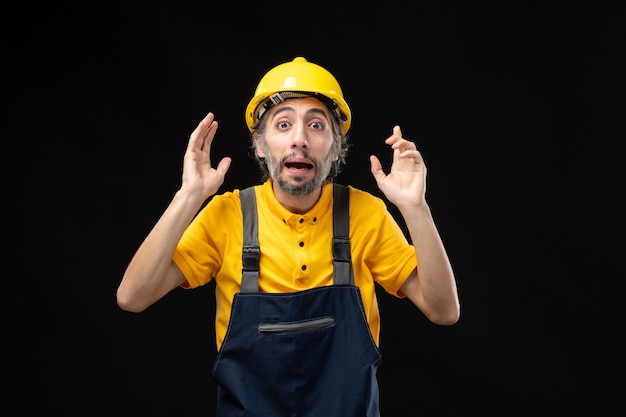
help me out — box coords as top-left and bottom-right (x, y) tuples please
(370, 126), (460, 325)
(116, 112), (232, 313)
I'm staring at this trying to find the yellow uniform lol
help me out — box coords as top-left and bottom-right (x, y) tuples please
(173, 180), (417, 350)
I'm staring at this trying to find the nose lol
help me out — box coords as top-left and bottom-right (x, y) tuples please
(291, 123), (308, 148)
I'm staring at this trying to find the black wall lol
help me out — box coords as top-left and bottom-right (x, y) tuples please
(9, 2), (624, 416)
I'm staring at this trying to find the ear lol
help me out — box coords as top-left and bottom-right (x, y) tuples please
(253, 135), (266, 158)
(332, 138), (340, 161)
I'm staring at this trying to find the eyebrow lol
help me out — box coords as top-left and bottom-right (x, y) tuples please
(271, 106), (330, 122)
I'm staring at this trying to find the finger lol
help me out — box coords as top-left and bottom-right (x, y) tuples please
(385, 126), (412, 147)
(188, 112), (215, 150)
(201, 120), (219, 151)
(384, 126), (400, 144)
(398, 149), (423, 162)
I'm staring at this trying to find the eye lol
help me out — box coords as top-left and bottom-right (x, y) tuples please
(277, 120), (290, 130)
(310, 121), (323, 130)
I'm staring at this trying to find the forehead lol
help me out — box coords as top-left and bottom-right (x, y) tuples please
(269, 97), (332, 117)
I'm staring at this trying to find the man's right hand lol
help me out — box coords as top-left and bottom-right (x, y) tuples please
(181, 112), (232, 200)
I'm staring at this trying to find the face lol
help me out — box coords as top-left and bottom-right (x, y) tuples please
(255, 97), (339, 196)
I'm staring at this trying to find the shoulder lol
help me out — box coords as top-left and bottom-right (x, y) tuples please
(207, 190), (242, 207)
(197, 189), (247, 222)
(344, 185), (387, 210)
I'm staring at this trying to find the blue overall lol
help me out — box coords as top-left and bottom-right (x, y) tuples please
(211, 184), (382, 417)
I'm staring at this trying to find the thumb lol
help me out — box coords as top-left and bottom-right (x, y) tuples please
(215, 157), (232, 176)
(369, 155), (385, 182)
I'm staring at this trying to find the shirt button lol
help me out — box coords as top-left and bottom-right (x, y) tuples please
(299, 241), (304, 247)
(301, 265), (307, 271)
(299, 218), (304, 223)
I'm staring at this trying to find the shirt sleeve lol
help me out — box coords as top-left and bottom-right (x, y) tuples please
(172, 190), (242, 289)
(348, 186), (418, 297)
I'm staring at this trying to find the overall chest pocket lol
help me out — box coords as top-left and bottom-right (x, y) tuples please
(257, 316), (335, 334)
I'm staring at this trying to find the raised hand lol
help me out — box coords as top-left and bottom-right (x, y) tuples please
(181, 112), (232, 199)
(369, 125), (427, 209)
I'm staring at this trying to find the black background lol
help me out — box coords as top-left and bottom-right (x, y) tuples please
(9, 1), (624, 416)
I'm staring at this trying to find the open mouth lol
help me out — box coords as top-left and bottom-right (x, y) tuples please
(285, 162), (314, 171)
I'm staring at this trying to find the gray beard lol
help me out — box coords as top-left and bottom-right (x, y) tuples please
(275, 175), (319, 196)
(264, 147), (334, 196)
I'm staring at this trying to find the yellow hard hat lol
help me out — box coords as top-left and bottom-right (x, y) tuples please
(245, 57), (352, 137)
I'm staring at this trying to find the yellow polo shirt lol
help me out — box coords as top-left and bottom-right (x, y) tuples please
(173, 180), (417, 350)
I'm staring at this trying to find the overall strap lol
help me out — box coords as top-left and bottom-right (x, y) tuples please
(239, 184), (354, 293)
(240, 187), (260, 293)
(332, 184), (355, 285)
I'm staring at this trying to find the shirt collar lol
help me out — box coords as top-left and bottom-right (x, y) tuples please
(260, 180), (333, 226)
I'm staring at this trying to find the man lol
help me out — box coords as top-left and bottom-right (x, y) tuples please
(117, 57), (460, 416)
